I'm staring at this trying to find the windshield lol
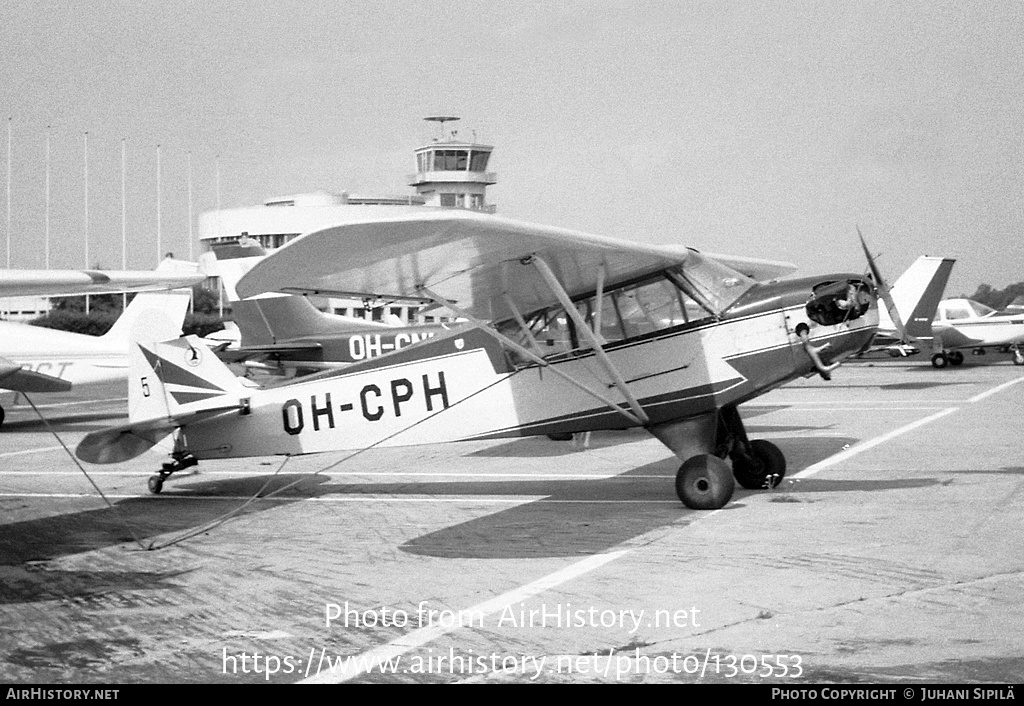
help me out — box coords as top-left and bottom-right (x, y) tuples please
(666, 250), (756, 314)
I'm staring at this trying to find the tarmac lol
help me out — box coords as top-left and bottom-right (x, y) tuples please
(1, 355), (1022, 684)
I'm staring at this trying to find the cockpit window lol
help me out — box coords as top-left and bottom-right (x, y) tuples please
(666, 250), (756, 314)
(496, 266), (741, 368)
(805, 279), (873, 326)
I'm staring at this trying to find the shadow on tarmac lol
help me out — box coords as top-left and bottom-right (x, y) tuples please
(0, 433), (950, 590)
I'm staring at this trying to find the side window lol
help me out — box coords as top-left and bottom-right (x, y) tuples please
(615, 278), (690, 338)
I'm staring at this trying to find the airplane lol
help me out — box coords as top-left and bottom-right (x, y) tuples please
(0, 258), (201, 428)
(929, 297), (1024, 367)
(204, 239), (455, 375)
(75, 208), (880, 510)
(862, 255), (955, 358)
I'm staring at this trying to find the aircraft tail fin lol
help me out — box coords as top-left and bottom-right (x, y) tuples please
(76, 336), (250, 465)
(208, 238), (391, 347)
(883, 256), (955, 340)
(128, 335), (250, 425)
(102, 258), (195, 346)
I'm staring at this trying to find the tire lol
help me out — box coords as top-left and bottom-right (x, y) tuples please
(733, 439), (787, 490)
(1014, 349), (1024, 366)
(675, 454), (735, 510)
(546, 433), (574, 441)
(0, 405), (5, 430)
(148, 476), (164, 494)
(949, 351), (964, 366)
(931, 353), (948, 369)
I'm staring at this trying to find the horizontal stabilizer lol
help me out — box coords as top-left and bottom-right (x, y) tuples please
(75, 406), (244, 464)
(0, 362), (73, 393)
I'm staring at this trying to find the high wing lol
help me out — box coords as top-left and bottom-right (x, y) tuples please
(0, 264), (204, 298)
(238, 209), (795, 322)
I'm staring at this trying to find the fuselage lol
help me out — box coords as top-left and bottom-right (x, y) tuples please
(177, 273), (878, 460)
(0, 321), (129, 388)
(933, 298), (1024, 348)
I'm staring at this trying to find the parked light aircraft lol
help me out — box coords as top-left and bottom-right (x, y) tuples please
(76, 209), (880, 509)
(205, 239), (453, 375)
(865, 255), (955, 357)
(929, 297), (1024, 367)
(0, 258), (200, 427)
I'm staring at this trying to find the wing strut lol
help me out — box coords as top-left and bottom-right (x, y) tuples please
(417, 285), (646, 426)
(526, 255), (650, 425)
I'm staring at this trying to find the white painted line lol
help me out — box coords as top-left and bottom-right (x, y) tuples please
(0, 491), (676, 504)
(762, 400), (968, 405)
(298, 550), (627, 684)
(0, 470), (675, 479)
(0, 445), (63, 459)
(967, 375), (1024, 403)
(769, 406), (949, 412)
(791, 374), (1023, 479)
(793, 407), (958, 479)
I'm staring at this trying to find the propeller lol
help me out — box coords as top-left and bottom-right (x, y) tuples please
(857, 226), (915, 345)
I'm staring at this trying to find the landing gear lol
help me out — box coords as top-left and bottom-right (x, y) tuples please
(0, 405), (5, 430)
(732, 439), (787, 490)
(652, 405), (788, 510)
(675, 455), (734, 510)
(948, 350), (964, 366)
(1014, 348), (1024, 366)
(147, 452), (198, 494)
(931, 352), (948, 369)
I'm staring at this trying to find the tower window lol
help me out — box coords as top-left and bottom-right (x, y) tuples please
(470, 151), (490, 171)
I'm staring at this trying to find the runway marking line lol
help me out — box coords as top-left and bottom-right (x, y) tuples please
(0, 491), (680, 505)
(299, 550), (628, 684)
(794, 373), (1024, 479)
(0, 445), (63, 459)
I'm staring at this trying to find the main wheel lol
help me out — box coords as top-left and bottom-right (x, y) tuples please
(147, 475), (164, 494)
(0, 405), (5, 430)
(1014, 349), (1024, 366)
(675, 454), (735, 510)
(733, 439), (787, 489)
(931, 352), (948, 369)
(948, 350), (964, 366)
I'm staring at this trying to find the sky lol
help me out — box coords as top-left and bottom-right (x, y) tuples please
(1, 0), (1022, 297)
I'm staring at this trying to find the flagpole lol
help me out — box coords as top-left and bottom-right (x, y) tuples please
(121, 138), (127, 310)
(84, 131), (90, 314)
(156, 143), (162, 264)
(6, 117), (11, 269)
(45, 125), (50, 269)
(187, 150), (194, 314)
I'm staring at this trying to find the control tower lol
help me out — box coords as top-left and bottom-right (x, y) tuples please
(408, 116), (497, 213)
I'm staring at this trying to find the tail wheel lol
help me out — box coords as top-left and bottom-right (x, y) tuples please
(948, 351), (964, 366)
(931, 353), (948, 369)
(675, 454), (735, 510)
(1014, 349), (1024, 366)
(733, 439), (787, 490)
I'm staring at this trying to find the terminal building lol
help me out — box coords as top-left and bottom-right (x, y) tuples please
(198, 117), (496, 323)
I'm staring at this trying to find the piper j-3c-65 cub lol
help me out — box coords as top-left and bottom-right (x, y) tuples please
(76, 209), (880, 510)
